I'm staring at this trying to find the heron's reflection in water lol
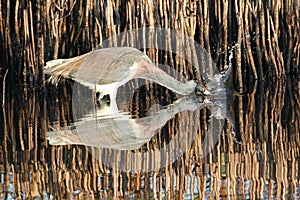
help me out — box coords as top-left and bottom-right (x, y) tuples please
(47, 89), (234, 151)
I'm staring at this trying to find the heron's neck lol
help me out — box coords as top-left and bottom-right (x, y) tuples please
(135, 63), (196, 95)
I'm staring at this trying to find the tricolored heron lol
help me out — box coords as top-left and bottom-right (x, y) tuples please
(45, 47), (206, 112)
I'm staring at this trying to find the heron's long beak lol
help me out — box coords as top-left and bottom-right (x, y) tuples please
(195, 84), (203, 95)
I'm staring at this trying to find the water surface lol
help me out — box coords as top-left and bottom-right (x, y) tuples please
(0, 72), (299, 199)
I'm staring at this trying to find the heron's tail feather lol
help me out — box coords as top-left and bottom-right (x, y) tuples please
(44, 53), (90, 85)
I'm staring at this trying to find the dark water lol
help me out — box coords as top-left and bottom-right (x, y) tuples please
(0, 74), (299, 199)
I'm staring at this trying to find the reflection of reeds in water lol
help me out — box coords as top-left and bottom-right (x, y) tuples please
(1, 73), (299, 199)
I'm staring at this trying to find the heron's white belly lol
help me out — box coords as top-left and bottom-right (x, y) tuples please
(74, 62), (140, 97)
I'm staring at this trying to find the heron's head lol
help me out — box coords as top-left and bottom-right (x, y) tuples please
(194, 80), (209, 96)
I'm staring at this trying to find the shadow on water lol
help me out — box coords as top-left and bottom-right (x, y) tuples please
(0, 73), (299, 198)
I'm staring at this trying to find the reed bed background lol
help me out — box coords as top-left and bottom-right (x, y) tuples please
(0, 0), (299, 199)
(0, 0), (299, 84)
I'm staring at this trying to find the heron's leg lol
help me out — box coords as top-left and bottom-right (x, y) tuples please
(93, 85), (97, 117)
(109, 89), (119, 115)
